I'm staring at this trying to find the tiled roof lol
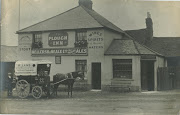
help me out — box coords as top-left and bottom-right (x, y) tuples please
(105, 39), (159, 55)
(17, 6), (124, 34)
(82, 7), (124, 33)
(125, 29), (147, 44)
(125, 29), (180, 57)
(147, 37), (180, 57)
(1, 45), (17, 62)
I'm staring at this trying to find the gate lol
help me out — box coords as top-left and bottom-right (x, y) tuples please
(176, 66), (180, 88)
(157, 67), (180, 90)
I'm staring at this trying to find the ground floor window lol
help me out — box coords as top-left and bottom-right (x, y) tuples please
(75, 60), (87, 72)
(113, 59), (132, 79)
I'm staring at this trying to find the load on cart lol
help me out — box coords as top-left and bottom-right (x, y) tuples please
(15, 60), (52, 99)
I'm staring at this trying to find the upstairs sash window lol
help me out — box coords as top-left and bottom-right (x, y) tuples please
(32, 33), (42, 48)
(75, 31), (87, 47)
(76, 31), (87, 41)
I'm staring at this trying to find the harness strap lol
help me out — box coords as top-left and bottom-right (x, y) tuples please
(53, 78), (75, 85)
(53, 79), (67, 85)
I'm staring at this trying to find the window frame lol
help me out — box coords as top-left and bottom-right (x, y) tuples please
(75, 60), (87, 72)
(112, 59), (132, 79)
(33, 33), (42, 43)
(75, 30), (87, 41)
(55, 56), (61, 64)
(32, 32), (43, 48)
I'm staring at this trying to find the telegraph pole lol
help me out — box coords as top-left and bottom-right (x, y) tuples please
(18, 0), (21, 30)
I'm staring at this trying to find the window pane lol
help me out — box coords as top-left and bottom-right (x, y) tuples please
(113, 59), (132, 79)
(76, 60), (87, 72)
(76, 31), (87, 41)
(34, 33), (42, 43)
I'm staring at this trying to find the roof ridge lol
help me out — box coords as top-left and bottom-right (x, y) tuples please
(17, 6), (80, 33)
(81, 6), (103, 27)
(81, 6), (124, 33)
(104, 39), (116, 55)
(124, 31), (163, 56)
(132, 40), (140, 54)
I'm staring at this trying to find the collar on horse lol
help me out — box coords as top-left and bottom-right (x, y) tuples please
(66, 72), (73, 79)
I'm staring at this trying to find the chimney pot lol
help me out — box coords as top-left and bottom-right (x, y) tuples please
(79, 0), (93, 10)
(147, 12), (151, 18)
(145, 12), (153, 44)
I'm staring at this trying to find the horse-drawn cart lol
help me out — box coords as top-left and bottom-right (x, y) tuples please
(15, 60), (52, 99)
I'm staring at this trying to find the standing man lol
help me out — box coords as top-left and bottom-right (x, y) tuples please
(7, 73), (13, 97)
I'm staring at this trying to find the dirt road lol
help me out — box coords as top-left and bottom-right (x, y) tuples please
(1, 90), (180, 115)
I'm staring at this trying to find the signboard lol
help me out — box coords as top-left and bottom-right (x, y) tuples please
(15, 62), (37, 76)
(32, 48), (88, 56)
(141, 55), (156, 60)
(88, 31), (104, 49)
(48, 32), (68, 46)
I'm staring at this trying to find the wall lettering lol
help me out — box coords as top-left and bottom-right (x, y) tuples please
(48, 32), (68, 46)
(32, 48), (87, 56)
(88, 31), (104, 49)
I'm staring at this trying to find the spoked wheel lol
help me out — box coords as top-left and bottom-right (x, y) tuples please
(16, 80), (30, 98)
(32, 86), (42, 99)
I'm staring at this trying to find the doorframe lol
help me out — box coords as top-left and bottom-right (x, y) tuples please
(140, 60), (155, 91)
(91, 62), (101, 90)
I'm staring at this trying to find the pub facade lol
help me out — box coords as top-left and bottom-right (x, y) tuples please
(16, 0), (166, 91)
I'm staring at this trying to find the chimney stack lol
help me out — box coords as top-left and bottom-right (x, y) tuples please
(145, 12), (153, 44)
(79, 0), (93, 10)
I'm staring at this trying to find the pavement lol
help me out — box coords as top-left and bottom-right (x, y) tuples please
(1, 90), (180, 115)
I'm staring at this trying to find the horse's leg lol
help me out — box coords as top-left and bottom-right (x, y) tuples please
(71, 82), (74, 97)
(56, 85), (58, 97)
(71, 84), (72, 98)
(68, 84), (70, 98)
(54, 85), (57, 97)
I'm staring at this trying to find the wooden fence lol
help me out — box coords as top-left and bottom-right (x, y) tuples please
(157, 66), (180, 91)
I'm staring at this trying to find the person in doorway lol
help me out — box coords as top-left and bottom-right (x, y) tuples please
(7, 73), (13, 97)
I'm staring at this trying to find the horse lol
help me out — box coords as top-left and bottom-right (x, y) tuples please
(52, 71), (84, 97)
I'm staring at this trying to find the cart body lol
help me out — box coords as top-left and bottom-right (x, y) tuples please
(15, 60), (52, 99)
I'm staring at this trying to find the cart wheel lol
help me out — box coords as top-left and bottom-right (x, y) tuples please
(32, 86), (42, 99)
(16, 80), (30, 98)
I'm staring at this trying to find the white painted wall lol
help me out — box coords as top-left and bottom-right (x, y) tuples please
(104, 29), (123, 52)
(104, 55), (141, 90)
(18, 34), (33, 60)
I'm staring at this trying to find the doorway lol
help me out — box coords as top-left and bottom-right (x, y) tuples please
(141, 61), (154, 91)
(92, 63), (101, 89)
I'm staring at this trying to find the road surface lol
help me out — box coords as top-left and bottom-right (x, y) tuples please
(1, 90), (180, 115)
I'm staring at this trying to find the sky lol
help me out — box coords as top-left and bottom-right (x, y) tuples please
(1, 0), (180, 46)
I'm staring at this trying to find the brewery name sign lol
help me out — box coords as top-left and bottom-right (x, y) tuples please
(48, 32), (68, 46)
(32, 48), (87, 56)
